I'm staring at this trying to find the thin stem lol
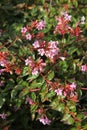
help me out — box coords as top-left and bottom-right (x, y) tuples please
(50, 0), (52, 6)
(81, 88), (87, 90)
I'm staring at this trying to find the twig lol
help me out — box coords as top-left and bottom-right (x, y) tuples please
(81, 88), (87, 91)
(7, 36), (19, 48)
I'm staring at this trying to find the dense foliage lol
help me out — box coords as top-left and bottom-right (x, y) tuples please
(0, 0), (87, 130)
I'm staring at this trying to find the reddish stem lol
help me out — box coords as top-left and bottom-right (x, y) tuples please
(81, 88), (87, 90)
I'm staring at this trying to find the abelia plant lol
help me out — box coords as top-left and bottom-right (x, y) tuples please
(25, 57), (46, 75)
(0, 5), (87, 130)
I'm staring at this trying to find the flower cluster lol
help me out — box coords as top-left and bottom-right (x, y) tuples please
(0, 51), (21, 75)
(61, 11), (72, 21)
(21, 20), (45, 41)
(39, 115), (51, 125)
(36, 20), (46, 30)
(70, 23), (81, 37)
(54, 12), (71, 35)
(55, 82), (77, 98)
(0, 8), (86, 128)
(0, 51), (13, 74)
(0, 51), (9, 67)
(25, 57), (46, 75)
(33, 40), (59, 61)
(64, 82), (77, 97)
(54, 11), (82, 38)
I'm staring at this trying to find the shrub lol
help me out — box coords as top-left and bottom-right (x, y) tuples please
(0, 0), (87, 130)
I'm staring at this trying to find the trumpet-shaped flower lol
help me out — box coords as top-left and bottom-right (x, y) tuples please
(39, 115), (51, 125)
(36, 20), (46, 30)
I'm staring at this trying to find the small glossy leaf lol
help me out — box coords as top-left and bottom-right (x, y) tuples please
(47, 71), (55, 80)
(0, 96), (5, 108)
(11, 90), (17, 99)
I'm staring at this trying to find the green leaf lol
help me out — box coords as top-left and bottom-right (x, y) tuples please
(62, 114), (71, 121)
(31, 92), (36, 101)
(45, 90), (55, 99)
(59, 61), (68, 72)
(31, 80), (41, 88)
(77, 90), (82, 99)
(22, 66), (30, 77)
(50, 98), (60, 109)
(67, 117), (74, 125)
(73, 1), (78, 7)
(62, 114), (74, 125)
(13, 85), (24, 91)
(30, 104), (38, 113)
(68, 47), (78, 55)
(71, 128), (77, 130)
(11, 90), (18, 99)
(19, 87), (29, 98)
(47, 71), (55, 80)
(56, 103), (65, 112)
(5, 79), (15, 91)
(0, 96), (5, 108)
(67, 101), (76, 112)
(27, 74), (39, 81)
(41, 0), (45, 4)
(31, 8), (38, 16)
(40, 84), (48, 102)
(28, 76), (44, 89)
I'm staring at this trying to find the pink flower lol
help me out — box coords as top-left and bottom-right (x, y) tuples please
(0, 113), (6, 119)
(70, 82), (76, 90)
(39, 115), (51, 125)
(61, 11), (72, 21)
(45, 48), (59, 58)
(25, 57), (35, 68)
(81, 64), (87, 72)
(70, 92), (75, 98)
(25, 58), (31, 65)
(63, 91), (67, 97)
(54, 16), (71, 35)
(55, 88), (63, 96)
(25, 57), (46, 75)
(33, 40), (40, 48)
(38, 49), (45, 56)
(0, 52), (9, 67)
(64, 83), (76, 97)
(0, 59), (9, 67)
(37, 108), (44, 114)
(21, 27), (27, 34)
(25, 33), (32, 40)
(32, 67), (39, 75)
(38, 59), (46, 72)
(48, 40), (59, 47)
(45, 41), (59, 59)
(36, 40), (59, 60)
(25, 96), (35, 105)
(0, 69), (6, 75)
(36, 20), (46, 30)
(31, 59), (46, 75)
